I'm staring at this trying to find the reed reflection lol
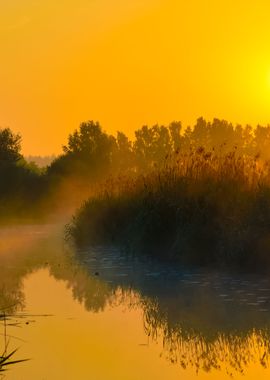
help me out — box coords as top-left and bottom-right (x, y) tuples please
(75, 247), (270, 375)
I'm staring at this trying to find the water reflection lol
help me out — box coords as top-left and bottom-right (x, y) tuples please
(76, 247), (270, 376)
(1, 225), (270, 377)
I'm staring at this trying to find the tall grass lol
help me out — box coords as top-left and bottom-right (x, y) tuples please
(67, 148), (270, 269)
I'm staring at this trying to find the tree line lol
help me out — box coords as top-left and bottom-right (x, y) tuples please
(0, 117), (270, 218)
(48, 118), (270, 180)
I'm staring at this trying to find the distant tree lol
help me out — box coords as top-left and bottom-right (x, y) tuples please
(208, 118), (234, 152)
(151, 125), (172, 162)
(0, 128), (22, 165)
(133, 124), (172, 170)
(192, 117), (210, 149)
(49, 121), (116, 181)
(0, 128), (45, 211)
(112, 131), (134, 172)
(231, 124), (244, 152)
(253, 125), (270, 160)
(25, 155), (56, 168)
(242, 125), (254, 155)
(133, 125), (154, 169)
(181, 126), (193, 152)
(169, 121), (182, 153)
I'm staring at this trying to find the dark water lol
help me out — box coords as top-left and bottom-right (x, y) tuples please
(1, 224), (270, 379)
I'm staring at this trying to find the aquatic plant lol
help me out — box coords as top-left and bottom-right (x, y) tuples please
(0, 348), (27, 374)
(0, 310), (28, 376)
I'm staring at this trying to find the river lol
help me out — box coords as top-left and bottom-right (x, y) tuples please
(1, 224), (270, 379)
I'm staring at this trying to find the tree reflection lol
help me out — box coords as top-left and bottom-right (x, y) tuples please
(74, 247), (270, 375)
(1, 225), (270, 375)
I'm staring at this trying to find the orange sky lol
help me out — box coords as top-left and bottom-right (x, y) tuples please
(1, 0), (270, 155)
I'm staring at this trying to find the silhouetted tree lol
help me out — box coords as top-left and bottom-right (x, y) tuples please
(0, 128), (22, 166)
(49, 121), (117, 181)
(133, 124), (173, 170)
(169, 121), (182, 153)
(191, 117), (210, 149)
(112, 131), (134, 172)
(253, 125), (270, 160)
(5, 116), (270, 220)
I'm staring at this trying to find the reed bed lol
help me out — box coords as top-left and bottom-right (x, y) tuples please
(67, 148), (270, 269)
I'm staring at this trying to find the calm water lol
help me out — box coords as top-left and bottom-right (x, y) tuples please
(1, 225), (270, 379)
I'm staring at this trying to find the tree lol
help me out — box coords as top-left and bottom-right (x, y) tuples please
(112, 131), (134, 172)
(50, 121), (116, 181)
(133, 124), (173, 170)
(253, 125), (270, 160)
(169, 121), (182, 153)
(0, 128), (22, 165)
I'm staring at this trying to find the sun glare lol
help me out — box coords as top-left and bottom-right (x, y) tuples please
(266, 70), (270, 89)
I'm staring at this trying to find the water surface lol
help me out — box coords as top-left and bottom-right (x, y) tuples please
(1, 224), (270, 379)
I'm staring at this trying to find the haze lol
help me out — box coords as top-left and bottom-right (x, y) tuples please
(1, 0), (270, 155)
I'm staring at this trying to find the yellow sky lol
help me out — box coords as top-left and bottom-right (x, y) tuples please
(1, 0), (270, 154)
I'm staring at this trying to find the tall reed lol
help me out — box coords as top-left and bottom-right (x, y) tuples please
(67, 148), (270, 269)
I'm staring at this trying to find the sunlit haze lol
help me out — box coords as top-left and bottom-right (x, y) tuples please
(1, 0), (270, 154)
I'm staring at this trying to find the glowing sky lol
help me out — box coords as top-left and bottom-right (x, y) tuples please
(1, 0), (270, 154)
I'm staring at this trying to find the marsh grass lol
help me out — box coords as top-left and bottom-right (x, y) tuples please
(0, 310), (28, 376)
(67, 148), (270, 269)
(0, 348), (27, 374)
